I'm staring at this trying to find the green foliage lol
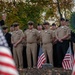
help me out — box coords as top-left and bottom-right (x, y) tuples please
(70, 12), (75, 33)
(4, 2), (43, 30)
(0, 0), (74, 30)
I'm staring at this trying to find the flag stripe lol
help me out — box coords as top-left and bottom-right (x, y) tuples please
(0, 56), (15, 66)
(0, 62), (16, 69)
(38, 54), (46, 64)
(0, 52), (13, 59)
(0, 65), (18, 75)
(0, 46), (11, 55)
(38, 56), (46, 65)
(0, 71), (13, 75)
(37, 58), (46, 67)
(38, 54), (45, 63)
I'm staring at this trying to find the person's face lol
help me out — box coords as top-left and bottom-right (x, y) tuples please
(66, 21), (69, 26)
(51, 26), (56, 30)
(10, 27), (14, 32)
(14, 26), (19, 30)
(37, 25), (42, 30)
(43, 25), (49, 29)
(3, 29), (8, 33)
(60, 20), (65, 26)
(28, 25), (33, 29)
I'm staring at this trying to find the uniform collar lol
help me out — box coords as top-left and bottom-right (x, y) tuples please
(61, 26), (64, 28)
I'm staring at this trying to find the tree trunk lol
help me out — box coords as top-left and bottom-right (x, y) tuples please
(13, 0), (16, 6)
(56, 0), (62, 19)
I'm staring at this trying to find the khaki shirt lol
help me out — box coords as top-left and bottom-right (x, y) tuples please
(51, 30), (56, 38)
(40, 29), (54, 44)
(55, 26), (71, 39)
(66, 26), (71, 40)
(51, 29), (57, 42)
(24, 28), (39, 43)
(11, 29), (24, 44)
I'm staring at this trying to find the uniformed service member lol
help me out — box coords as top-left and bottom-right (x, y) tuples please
(55, 18), (71, 67)
(40, 22), (54, 65)
(51, 23), (57, 67)
(37, 24), (43, 58)
(65, 19), (71, 50)
(65, 19), (74, 55)
(11, 23), (24, 70)
(65, 19), (70, 26)
(9, 25), (14, 35)
(65, 19), (71, 39)
(9, 25), (14, 55)
(2, 26), (12, 50)
(24, 21), (39, 68)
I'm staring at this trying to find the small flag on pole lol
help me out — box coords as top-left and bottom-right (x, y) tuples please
(0, 28), (19, 75)
(37, 46), (46, 68)
(62, 46), (73, 70)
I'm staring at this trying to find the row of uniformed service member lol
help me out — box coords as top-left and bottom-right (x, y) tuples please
(2, 18), (71, 70)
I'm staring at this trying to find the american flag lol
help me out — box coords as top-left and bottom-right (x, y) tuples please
(37, 46), (46, 68)
(62, 46), (73, 70)
(0, 28), (19, 75)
